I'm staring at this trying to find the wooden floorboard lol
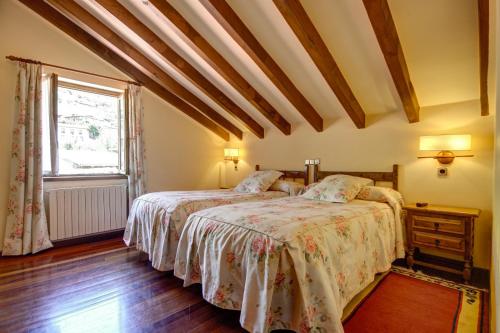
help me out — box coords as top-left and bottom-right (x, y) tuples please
(0, 238), (245, 333)
(0, 237), (125, 274)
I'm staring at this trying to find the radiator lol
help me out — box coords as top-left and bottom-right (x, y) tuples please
(46, 185), (128, 241)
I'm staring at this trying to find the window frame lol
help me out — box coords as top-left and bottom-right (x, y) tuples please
(43, 76), (128, 180)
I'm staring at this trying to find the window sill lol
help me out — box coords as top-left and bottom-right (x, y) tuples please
(43, 174), (128, 182)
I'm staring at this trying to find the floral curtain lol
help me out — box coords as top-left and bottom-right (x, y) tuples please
(2, 62), (53, 255)
(127, 84), (146, 206)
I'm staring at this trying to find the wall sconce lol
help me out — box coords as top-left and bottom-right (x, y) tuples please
(224, 148), (240, 170)
(418, 134), (473, 164)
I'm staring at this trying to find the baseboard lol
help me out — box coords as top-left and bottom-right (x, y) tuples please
(52, 229), (125, 248)
(393, 252), (490, 290)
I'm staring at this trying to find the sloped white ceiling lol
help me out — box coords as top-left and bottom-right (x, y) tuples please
(69, 0), (481, 134)
(389, 0), (479, 107)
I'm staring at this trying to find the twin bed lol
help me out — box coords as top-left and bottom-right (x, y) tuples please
(124, 164), (404, 333)
(124, 165), (309, 271)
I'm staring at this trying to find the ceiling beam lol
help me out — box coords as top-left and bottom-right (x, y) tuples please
(46, 0), (251, 139)
(18, 0), (230, 141)
(135, 0), (291, 135)
(81, 0), (264, 138)
(201, 0), (324, 132)
(273, 0), (366, 128)
(478, 0), (489, 116)
(362, 0), (420, 123)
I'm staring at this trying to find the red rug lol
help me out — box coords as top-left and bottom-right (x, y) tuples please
(343, 268), (489, 333)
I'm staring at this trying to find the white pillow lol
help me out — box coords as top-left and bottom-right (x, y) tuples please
(269, 180), (305, 196)
(301, 174), (373, 203)
(234, 170), (283, 193)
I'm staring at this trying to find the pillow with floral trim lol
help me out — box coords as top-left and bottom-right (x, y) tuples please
(356, 186), (404, 206)
(301, 174), (374, 203)
(234, 170), (284, 193)
(297, 182), (319, 195)
(322, 174), (374, 186)
(269, 180), (305, 196)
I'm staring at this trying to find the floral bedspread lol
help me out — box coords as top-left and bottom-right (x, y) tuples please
(123, 189), (287, 271)
(174, 192), (405, 333)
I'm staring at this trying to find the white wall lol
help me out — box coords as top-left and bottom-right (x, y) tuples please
(490, 0), (499, 330)
(0, 0), (226, 251)
(492, 97), (499, 331)
(142, 91), (227, 192)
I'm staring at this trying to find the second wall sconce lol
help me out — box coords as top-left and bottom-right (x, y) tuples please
(224, 148), (240, 170)
(418, 134), (473, 165)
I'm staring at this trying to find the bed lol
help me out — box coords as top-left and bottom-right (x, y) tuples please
(174, 165), (404, 333)
(123, 165), (308, 271)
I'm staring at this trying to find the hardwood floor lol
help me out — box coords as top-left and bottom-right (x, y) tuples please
(1, 238), (489, 332)
(0, 238), (245, 333)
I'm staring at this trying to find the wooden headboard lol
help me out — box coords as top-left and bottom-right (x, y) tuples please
(255, 165), (309, 185)
(313, 164), (399, 190)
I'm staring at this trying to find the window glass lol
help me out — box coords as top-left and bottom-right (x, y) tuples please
(43, 80), (125, 175)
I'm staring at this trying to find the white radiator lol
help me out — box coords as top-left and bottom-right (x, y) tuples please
(46, 185), (128, 241)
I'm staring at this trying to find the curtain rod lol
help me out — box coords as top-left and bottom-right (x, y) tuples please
(5, 55), (141, 86)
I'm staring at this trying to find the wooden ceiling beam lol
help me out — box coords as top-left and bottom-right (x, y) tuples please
(86, 0), (264, 138)
(201, 0), (324, 132)
(362, 0), (420, 123)
(478, 0), (489, 116)
(273, 0), (366, 128)
(45, 0), (243, 139)
(19, 0), (230, 141)
(138, 0), (291, 135)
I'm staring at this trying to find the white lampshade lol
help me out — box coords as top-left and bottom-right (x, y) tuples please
(419, 135), (471, 151)
(224, 148), (239, 158)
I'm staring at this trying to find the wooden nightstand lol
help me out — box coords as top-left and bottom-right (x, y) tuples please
(403, 204), (480, 283)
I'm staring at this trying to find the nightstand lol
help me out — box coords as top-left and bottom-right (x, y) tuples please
(403, 204), (480, 283)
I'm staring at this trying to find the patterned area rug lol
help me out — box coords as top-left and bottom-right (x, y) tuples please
(343, 267), (489, 333)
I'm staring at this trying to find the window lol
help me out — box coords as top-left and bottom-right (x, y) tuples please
(42, 76), (126, 176)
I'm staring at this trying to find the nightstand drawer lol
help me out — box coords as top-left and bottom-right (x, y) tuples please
(411, 215), (465, 235)
(413, 231), (465, 253)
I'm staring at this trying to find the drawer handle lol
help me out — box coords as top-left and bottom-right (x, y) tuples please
(435, 239), (441, 246)
(434, 222), (439, 230)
